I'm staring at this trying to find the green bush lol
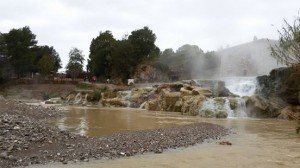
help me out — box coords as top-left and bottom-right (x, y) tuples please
(93, 90), (102, 101)
(88, 90), (102, 102)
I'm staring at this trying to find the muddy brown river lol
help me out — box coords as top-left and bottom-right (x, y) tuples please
(33, 106), (300, 168)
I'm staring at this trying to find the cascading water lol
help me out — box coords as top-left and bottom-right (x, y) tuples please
(198, 77), (257, 118)
(199, 98), (234, 118)
(74, 93), (82, 104)
(222, 76), (257, 97)
(233, 98), (247, 118)
(223, 76), (257, 118)
(117, 90), (132, 107)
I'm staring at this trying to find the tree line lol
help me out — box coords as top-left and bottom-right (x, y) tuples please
(0, 26), (61, 81)
(1, 14), (298, 84)
(87, 26), (159, 82)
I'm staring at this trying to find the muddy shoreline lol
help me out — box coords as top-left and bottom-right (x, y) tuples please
(0, 98), (230, 168)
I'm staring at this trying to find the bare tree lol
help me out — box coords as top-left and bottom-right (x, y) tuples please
(270, 15), (300, 66)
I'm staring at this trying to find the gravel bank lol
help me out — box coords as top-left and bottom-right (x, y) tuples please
(0, 97), (230, 168)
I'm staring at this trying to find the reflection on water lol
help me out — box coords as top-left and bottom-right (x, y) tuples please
(41, 106), (300, 168)
(54, 106), (196, 136)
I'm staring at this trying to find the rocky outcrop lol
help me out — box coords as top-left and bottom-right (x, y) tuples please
(255, 67), (300, 119)
(102, 91), (131, 107)
(146, 84), (209, 114)
(256, 67), (300, 105)
(278, 106), (300, 120)
(134, 64), (170, 83)
(101, 88), (154, 108)
(194, 80), (236, 97)
(100, 81), (239, 118)
(243, 95), (282, 118)
(144, 84), (237, 117)
(181, 95), (206, 116)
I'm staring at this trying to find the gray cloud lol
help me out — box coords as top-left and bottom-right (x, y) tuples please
(0, 0), (299, 70)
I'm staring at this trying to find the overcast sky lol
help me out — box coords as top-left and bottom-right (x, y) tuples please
(0, 0), (299, 70)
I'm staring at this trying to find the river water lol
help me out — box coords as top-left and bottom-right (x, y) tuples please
(34, 106), (300, 168)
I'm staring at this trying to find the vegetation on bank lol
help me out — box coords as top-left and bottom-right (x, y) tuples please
(270, 14), (300, 67)
(269, 14), (300, 125)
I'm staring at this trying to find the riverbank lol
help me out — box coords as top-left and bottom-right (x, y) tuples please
(32, 117), (300, 168)
(0, 98), (230, 168)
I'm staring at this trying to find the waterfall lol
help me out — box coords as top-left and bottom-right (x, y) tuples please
(233, 97), (247, 118)
(82, 93), (88, 106)
(222, 76), (257, 97)
(199, 97), (247, 118)
(198, 77), (256, 118)
(223, 76), (257, 118)
(117, 90), (132, 107)
(199, 98), (234, 118)
(74, 93), (82, 104)
(139, 101), (147, 109)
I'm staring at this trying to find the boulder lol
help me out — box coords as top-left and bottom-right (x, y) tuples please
(180, 87), (193, 96)
(191, 87), (212, 97)
(199, 109), (215, 118)
(146, 99), (161, 111)
(155, 83), (183, 93)
(216, 110), (228, 118)
(181, 95), (206, 116)
(130, 88), (153, 108)
(278, 106), (300, 120)
(256, 67), (300, 105)
(229, 98), (238, 110)
(195, 80), (234, 97)
(244, 95), (281, 118)
(134, 64), (170, 82)
(161, 89), (181, 112)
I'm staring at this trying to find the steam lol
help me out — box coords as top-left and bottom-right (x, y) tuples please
(159, 38), (284, 80)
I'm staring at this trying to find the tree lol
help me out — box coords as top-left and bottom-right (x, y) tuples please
(38, 54), (55, 76)
(33, 45), (61, 73)
(270, 15), (300, 66)
(128, 26), (157, 62)
(0, 33), (7, 83)
(110, 40), (135, 81)
(4, 26), (37, 77)
(66, 48), (85, 79)
(0, 33), (7, 55)
(88, 31), (116, 78)
(176, 44), (204, 57)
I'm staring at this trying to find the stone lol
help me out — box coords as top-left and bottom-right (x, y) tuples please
(216, 110), (228, 118)
(199, 109), (215, 118)
(219, 141), (232, 145)
(181, 95), (206, 116)
(146, 100), (160, 111)
(278, 106), (300, 120)
(244, 95), (281, 118)
(256, 67), (300, 105)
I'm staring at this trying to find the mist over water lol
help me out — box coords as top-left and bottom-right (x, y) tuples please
(223, 76), (257, 97)
(159, 38), (284, 81)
